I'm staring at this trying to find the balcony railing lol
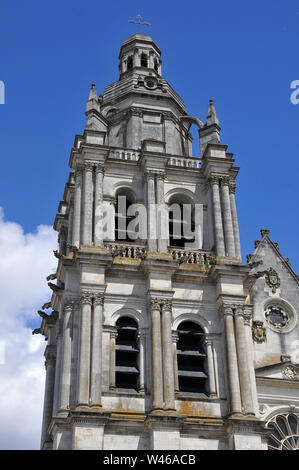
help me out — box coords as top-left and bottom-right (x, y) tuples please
(108, 148), (140, 161)
(104, 241), (146, 259)
(168, 248), (214, 266)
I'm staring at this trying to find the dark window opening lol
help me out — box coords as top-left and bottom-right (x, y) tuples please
(177, 321), (208, 397)
(115, 317), (139, 392)
(154, 60), (158, 72)
(169, 202), (195, 248)
(127, 56), (133, 70)
(115, 190), (136, 242)
(141, 54), (148, 68)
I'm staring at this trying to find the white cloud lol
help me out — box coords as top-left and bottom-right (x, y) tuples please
(0, 208), (57, 449)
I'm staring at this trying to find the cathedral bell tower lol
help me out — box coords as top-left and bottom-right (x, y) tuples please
(37, 33), (268, 450)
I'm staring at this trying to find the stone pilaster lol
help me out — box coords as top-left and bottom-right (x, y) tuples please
(161, 300), (176, 411)
(40, 347), (56, 448)
(210, 176), (225, 257)
(77, 292), (92, 406)
(82, 162), (94, 246)
(138, 330), (146, 393)
(150, 299), (163, 411)
(235, 307), (255, 416)
(94, 164), (104, 246)
(72, 166), (83, 247)
(109, 328), (118, 391)
(60, 300), (74, 409)
(90, 294), (104, 407)
(145, 172), (157, 252)
(205, 337), (217, 398)
(223, 306), (242, 415)
(220, 176), (235, 257)
(172, 331), (179, 397)
(229, 182), (242, 261)
(156, 172), (168, 253)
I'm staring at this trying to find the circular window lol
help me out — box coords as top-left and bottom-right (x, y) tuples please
(265, 305), (289, 329)
(144, 77), (157, 90)
(263, 299), (297, 334)
(266, 413), (299, 450)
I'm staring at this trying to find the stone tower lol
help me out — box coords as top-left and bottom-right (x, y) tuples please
(37, 34), (299, 450)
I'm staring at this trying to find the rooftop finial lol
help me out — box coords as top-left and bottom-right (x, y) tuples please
(128, 13), (151, 32)
(206, 99), (219, 126)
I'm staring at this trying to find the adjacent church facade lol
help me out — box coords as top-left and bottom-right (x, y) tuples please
(36, 34), (299, 450)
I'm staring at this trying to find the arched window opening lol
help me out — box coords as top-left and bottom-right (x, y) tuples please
(266, 413), (299, 450)
(115, 188), (136, 241)
(141, 54), (148, 68)
(115, 317), (139, 392)
(169, 195), (195, 248)
(177, 321), (208, 397)
(127, 56), (133, 70)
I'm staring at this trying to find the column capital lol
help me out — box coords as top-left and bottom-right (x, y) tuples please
(80, 291), (93, 305)
(95, 163), (105, 174)
(223, 305), (234, 317)
(219, 175), (230, 186)
(76, 163), (85, 173)
(235, 305), (245, 317)
(161, 299), (172, 313)
(84, 161), (95, 171)
(229, 182), (236, 194)
(209, 174), (220, 185)
(144, 170), (156, 181)
(94, 293), (104, 306)
(149, 298), (161, 311)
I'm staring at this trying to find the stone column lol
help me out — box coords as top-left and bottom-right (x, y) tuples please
(40, 349), (56, 448)
(205, 338), (217, 398)
(172, 332), (179, 397)
(82, 162), (94, 246)
(60, 301), (73, 409)
(109, 329), (118, 391)
(161, 300), (176, 411)
(138, 330), (145, 393)
(244, 310), (259, 415)
(90, 294), (103, 407)
(72, 166), (83, 247)
(229, 182), (242, 261)
(52, 327), (62, 416)
(210, 176), (225, 257)
(94, 164), (104, 246)
(223, 306), (242, 415)
(156, 172), (168, 253)
(66, 201), (74, 255)
(235, 307), (255, 415)
(146, 172), (157, 252)
(150, 299), (164, 411)
(220, 176), (235, 257)
(77, 292), (92, 406)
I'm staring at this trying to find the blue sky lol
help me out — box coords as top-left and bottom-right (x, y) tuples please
(0, 0), (298, 271)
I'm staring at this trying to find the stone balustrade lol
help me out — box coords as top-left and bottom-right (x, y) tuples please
(169, 248), (214, 265)
(167, 157), (201, 169)
(108, 148), (140, 161)
(104, 241), (146, 259)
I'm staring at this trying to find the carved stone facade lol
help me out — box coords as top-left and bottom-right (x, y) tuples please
(37, 33), (299, 451)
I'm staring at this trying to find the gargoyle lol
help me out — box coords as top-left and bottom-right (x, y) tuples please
(32, 328), (41, 335)
(37, 310), (49, 319)
(48, 282), (63, 292)
(53, 250), (63, 259)
(42, 301), (51, 310)
(46, 273), (57, 281)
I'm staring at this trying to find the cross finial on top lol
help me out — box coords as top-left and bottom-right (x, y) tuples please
(128, 13), (150, 32)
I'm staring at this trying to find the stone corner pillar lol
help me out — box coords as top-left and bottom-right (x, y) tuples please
(209, 175), (225, 257)
(77, 292), (93, 406)
(220, 176), (235, 258)
(161, 299), (176, 411)
(223, 305), (242, 416)
(150, 298), (163, 412)
(90, 293), (104, 407)
(229, 182), (242, 261)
